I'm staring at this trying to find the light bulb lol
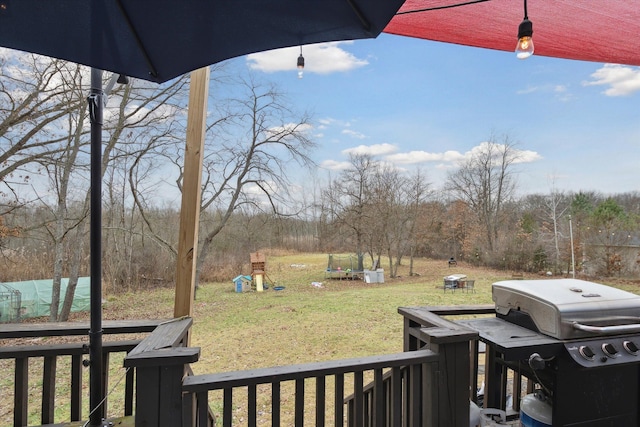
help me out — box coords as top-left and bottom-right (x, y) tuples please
(515, 17), (534, 60)
(516, 36), (534, 59)
(296, 53), (304, 79)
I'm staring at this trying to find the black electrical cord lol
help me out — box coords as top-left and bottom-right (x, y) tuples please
(396, 0), (491, 15)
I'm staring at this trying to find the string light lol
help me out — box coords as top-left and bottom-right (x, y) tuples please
(297, 46), (305, 79)
(515, 0), (534, 59)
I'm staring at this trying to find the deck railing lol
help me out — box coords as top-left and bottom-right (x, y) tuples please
(182, 349), (438, 427)
(398, 305), (534, 422)
(1, 305), (505, 427)
(180, 306), (489, 427)
(399, 305), (495, 406)
(0, 319), (163, 427)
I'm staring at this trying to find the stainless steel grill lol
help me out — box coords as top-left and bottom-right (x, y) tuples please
(493, 279), (640, 340)
(460, 279), (640, 426)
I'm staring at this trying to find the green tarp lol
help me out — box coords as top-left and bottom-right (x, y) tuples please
(0, 277), (90, 322)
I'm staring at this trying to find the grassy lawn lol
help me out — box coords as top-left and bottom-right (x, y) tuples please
(185, 253), (497, 374)
(2, 252), (638, 425)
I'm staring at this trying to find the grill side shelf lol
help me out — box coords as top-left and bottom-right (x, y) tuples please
(458, 317), (563, 360)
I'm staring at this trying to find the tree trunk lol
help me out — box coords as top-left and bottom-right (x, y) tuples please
(60, 221), (86, 321)
(50, 241), (63, 322)
(409, 245), (415, 276)
(50, 215), (66, 322)
(195, 231), (215, 289)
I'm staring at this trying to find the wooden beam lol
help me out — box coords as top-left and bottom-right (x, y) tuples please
(0, 319), (163, 339)
(174, 67), (209, 325)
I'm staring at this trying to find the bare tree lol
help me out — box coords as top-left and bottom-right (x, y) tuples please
(183, 75), (316, 286)
(44, 64), (90, 321)
(323, 153), (376, 270)
(446, 134), (519, 253)
(541, 189), (570, 271)
(0, 53), (85, 205)
(442, 199), (472, 261)
(589, 198), (633, 276)
(106, 74), (190, 287)
(0, 59), (96, 321)
(0, 50), (192, 319)
(570, 191), (597, 271)
(368, 165), (404, 276)
(405, 169), (432, 276)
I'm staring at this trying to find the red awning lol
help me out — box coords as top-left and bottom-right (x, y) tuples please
(384, 1), (640, 66)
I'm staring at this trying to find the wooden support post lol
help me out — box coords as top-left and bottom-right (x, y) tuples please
(175, 67), (210, 329)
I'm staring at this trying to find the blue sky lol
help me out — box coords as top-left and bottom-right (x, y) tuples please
(238, 33), (639, 197)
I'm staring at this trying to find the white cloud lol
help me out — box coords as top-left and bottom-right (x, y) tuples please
(517, 84), (572, 101)
(385, 150), (464, 164)
(320, 157), (406, 173)
(323, 140), (542, 175)
(319, 159), (352, 170)
(516, 86), (540, 95)
(342, 143), (398, 157)
(583, 64), (640, 96)
(380, 143), (540, 168)
(464, 141), (542, 164)
(267, 122), (313, 135)
(245, 180), (280, 195)
(435, 163), (454, 170)
(512, 149), (543, 164)
(246, 42), (368, 75)
(341, 129), (366, 139)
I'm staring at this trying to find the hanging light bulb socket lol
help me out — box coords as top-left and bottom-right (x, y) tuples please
(297, 46), (305, 79)
(515, 0), (534, 59)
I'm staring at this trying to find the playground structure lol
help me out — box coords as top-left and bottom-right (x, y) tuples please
(324, 254), (364, 280)
(232, 252), (277, 293)
(251, 252), (267, 291)
(232, 275), (252, 293)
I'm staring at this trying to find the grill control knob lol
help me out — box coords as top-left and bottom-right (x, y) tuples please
(579, 345), (595, 360)
(623, 340), (639, 355)
(602, 343), (619, 358)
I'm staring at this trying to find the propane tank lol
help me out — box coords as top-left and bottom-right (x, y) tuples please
(470, 400), (481, 427)
(520, 392), (552, 427)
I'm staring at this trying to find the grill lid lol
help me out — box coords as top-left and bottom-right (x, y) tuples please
(492, 279), (640, 339)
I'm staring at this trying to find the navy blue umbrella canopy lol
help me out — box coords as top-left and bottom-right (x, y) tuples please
(0, 0), (406, 83)
(0, 2), (406, 425)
